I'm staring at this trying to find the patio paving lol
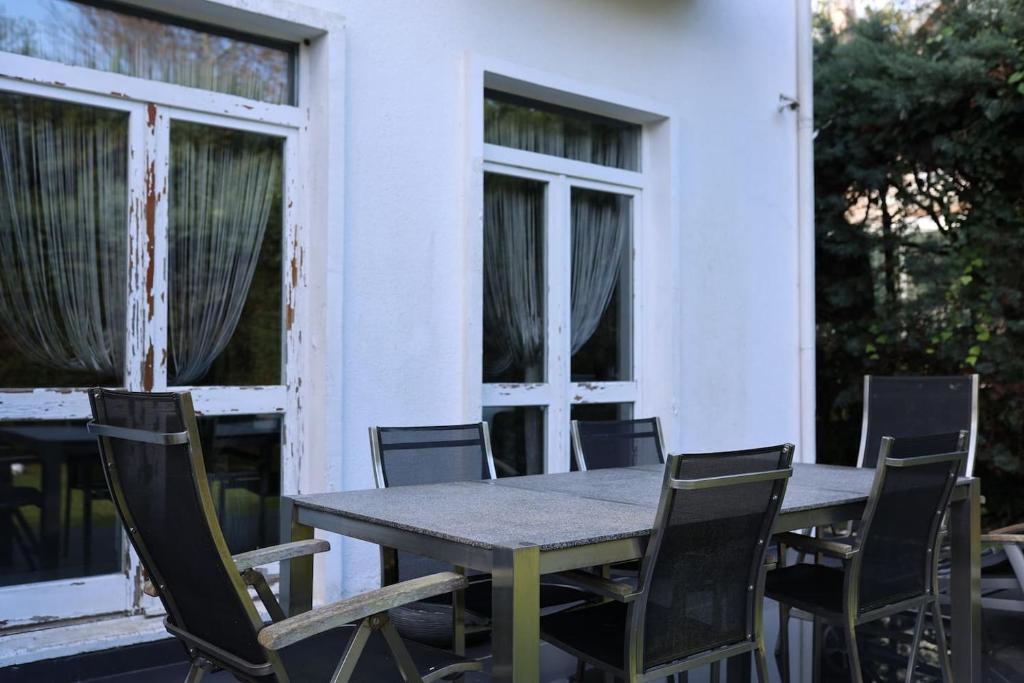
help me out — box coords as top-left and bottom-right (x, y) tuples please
(74, 603), (1023, 682)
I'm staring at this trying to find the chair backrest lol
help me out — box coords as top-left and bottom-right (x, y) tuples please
(631, 445), (793, 673)
(570, 417), (665, 471)
(853, 431), (966, 613)
(858, 374), (977, 474)
(88, 389), (272, 675)
(370, 423), (495, 581)
(370, 423), (496, 487)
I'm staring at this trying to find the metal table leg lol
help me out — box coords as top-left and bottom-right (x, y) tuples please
(491, 543), (540, 683)
(279, 496), (314, 617)
(950, 479), (981, 682)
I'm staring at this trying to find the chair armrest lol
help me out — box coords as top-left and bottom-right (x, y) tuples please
(233, 539), (330, 572)
(257, 571), (468, 650)
(981, 521), (1024, 544)
(776, 531), (858, 560)
(553, 569), (640, 603)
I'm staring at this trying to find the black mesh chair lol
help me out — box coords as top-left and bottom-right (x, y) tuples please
(570, 417), (665, 471)
(858, 375), (977, 474)
(370, 423), (585, 649)
(542, 445), (793, 683)
(770, 432), (965, 683)
(88, 389), (479, 683)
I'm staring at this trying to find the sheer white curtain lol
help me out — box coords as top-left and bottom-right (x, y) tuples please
(483, 177), (628, 376)
(0, 95), (127, 376)
(484, 177), (545, 376)
(169, 124), (280, 384)
(570, 191), (629, 354)
(484, 93), (640, 171)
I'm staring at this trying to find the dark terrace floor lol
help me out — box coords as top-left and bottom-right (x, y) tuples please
(4, 600), (1022, 683)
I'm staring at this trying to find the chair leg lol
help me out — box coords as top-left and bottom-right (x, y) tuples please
(62, 465), (73, 557)
(380, 618), (425, 683)
(843, 621), (863, 683)
(754, 644), (771, 683)
(905, 605), (926, 683)
(777, 604), (791, 683)
(183, 659), (212, 683)
(575, 658), (586, 682)
(932, 598), (953, 683)
(330, 619), (374, 683)
(709, 660), (720, 682)
(83, 483), (93, 567)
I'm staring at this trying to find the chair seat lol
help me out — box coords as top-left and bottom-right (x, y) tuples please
(765, 563), (846, 616)
(274, 624), (477, 682)
(540, 600), (628, 670)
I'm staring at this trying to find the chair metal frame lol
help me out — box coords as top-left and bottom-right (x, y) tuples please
(569, 416), (666, 471)
(547, 445), (794, 683)
(774, 433), (967, 683)
(368, 422), (500, 655)
(855, 374), (978, 474)
(88, 389), (479, 683)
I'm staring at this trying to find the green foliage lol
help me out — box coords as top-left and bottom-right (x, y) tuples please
(815, 0), (1024, 527)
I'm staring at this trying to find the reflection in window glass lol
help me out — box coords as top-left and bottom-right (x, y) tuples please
(0, 0), (295, 104)
(483, 406), (544, 477)
(485, 89), (641, 171)
(0, 421), (121, 587)
(0, 92), (127, 388)
(199, 414), (281, 554)
(483, 174), (546, 383)
(169, 121), (282, 387)
(570, 188), (632, 382)
(570, 403), (634, 423)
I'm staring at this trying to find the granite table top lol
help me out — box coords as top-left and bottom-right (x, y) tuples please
(290, 463), (889, 552)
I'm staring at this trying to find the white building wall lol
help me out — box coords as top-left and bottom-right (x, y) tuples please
(288, 0), (805, 593)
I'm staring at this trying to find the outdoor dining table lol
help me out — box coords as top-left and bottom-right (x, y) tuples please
(279, 463), (981, 682)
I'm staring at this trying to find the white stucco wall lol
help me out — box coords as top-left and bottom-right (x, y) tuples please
(293, 0), (804, 593)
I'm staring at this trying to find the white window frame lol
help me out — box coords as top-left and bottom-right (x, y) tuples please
(480, 158), (643, 474)
(0, 0), (345, 633)
(466, 57), (675, 474)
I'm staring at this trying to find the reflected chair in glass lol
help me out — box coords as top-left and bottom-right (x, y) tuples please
(370, 423), (586, 650)
(542, 445), (794, 683)
(770, 433), (966, 683)
(88, 389), (480, 683)
(62, 449), (110, 567)
(0, 452), (43, 572)
(570, 417), (666, 471)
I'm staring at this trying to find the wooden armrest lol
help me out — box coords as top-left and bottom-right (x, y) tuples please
(234, 539), (330, 572)
(554, 569), (640, 603)
(981, 521), (1024, 544)
(258, 571), (468, 650)
(776, 531), (858, 560)
(981, 533), (1024, 544)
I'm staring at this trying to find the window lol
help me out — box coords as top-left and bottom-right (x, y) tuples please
(481, 89), (642, 476)
(0, 0), (295, 104)
(0, 6), (303, 629)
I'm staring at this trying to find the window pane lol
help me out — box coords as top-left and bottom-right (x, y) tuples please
(483, 174), (546, 383)
(484, 406), (544, 477)
(0, 0), (295, 104)
(199, 414), (281, 554)
(169, 121), (282, 386)
(570, 188), (632, 382)
(570, 403), (634, 422)
(485, 89), (640, 171)
(0, 421), (121, 587)
(0, 92), (127, 388)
